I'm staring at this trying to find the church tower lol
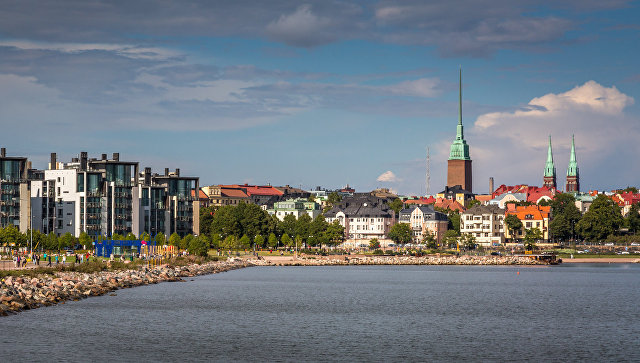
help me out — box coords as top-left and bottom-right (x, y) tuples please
(565, 135), (580, 192)
(447, 68), (472, 193)
(543, 135), (556, 189)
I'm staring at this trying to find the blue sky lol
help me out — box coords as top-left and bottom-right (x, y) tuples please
(1, 0), (639, 195)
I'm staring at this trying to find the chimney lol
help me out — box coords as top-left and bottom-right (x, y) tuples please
(50, 153), (57, 170)
(175, 168), (180, 177)
(112, 152), (119, 161)
(489, 177), (494, 195)
(27, 161), (32, 169)
(101, 153), (107, 160)
(0, 148), (5, 157)
(80, 151), (88, 171)
(164, 168), (169, 176)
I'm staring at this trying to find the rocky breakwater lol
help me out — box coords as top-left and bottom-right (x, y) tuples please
(251, 255), (546, 266)
(0, 258), (253, 316)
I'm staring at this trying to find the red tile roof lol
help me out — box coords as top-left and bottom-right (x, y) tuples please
(221, 188), (248, 198)
(404, 196), (436, 205)
(434, 198), (466, 212)
(506, 205), (550, 221)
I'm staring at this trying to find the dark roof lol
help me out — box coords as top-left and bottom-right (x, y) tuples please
(324, 195), (394, 218)
(399, 204), (448, 221)
(439, 185), (474, 196)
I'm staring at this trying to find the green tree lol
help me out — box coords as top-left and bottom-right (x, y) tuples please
(549, 193), (582, 241)
(199, 206), (217, 236)
(505, 214), (523, 241)
(280, 214), (297, 239)
(181, 234), (194, 250)
(124, 232), (136, 240)
(222, 235), (236, 250)
(467, 199), (481, 208)
(460, 233), (477, 250)
(169, 233), (182, 248)
(369, 238), (381, 249)
(524, 228), (542, 251)
(44, 232), (58, 250)
(58, 232), (75, 250)
(78, 232), (92, 248)
(111, 233), (124, 241)
(387, 198), (404, 216)
(295, 214), (312, 241)
(443, 230), (459, 249)
(576, 194), (624, 241)
(627, 203), (640, 234)
(210, 233), (221, 249)
(324, 220), (344, 246)
(155, 232), (166, 244)
(268, 233), (278, 248)
(254, 235), (265, 248)
(139, 232), (150, 242)
(281, 234), (292, 247)
(327, 192), (342, 206)
(422, 230), (438, 249)
(188, 235), (209, 256)
(239, 234), (251, 249)
(448, 211), (461, 234)
(388, 223), (412, 244)
(0, 225), (27, 246)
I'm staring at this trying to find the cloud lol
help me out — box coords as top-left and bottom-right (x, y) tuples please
(377, 171), (400, 182)
(469, 81), (638, 191)
(266, 5), (336, 47)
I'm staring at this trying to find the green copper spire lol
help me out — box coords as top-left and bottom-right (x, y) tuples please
(449, 67), (470, 160)
(567, 134), (579, 177)
(544, 135), (556, 178)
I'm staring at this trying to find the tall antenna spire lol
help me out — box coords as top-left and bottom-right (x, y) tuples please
(458, 66), (462, 126)
(426, 146), (431, 196)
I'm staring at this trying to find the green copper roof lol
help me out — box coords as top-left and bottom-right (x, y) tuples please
(544, 135), (556, 177)
(449, 68), (471, 160)
(567, 135), (579, 177)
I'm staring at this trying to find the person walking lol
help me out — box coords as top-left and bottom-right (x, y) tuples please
(55, 254), (59, 265)
(47, 255), (52, 267)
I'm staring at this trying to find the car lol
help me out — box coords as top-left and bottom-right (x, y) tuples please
(490, 252), (502, 256)
(577, 250), (585, 254)
(65, 250), (74, 256)
(631, 243), (640, 246)
(604, 243), (614, 246)
(621, 251), (630, 255)
(634, 251), (640, 254)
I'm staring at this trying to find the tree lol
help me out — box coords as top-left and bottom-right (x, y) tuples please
(467, 199), (481, 208)
(280, 214), (297, 239)
(0, 225), (26, 247)
(576, 194), (624, 241)
(210, 233), (221, 249)
(549, 193), (582, 241)
(254, 235), (265, 248)
(239, 234), (251, 249)
(169, 233), (182, 248)
(387, 198), (404, 216)
(155, 232), (166, 245)
(199, 206), (217, 236)
(448, 211), (461, 234)
(222, 235), (236, 250)
(524, 228), (542, 251)
(268, 233), (278, 248)
(295, 214), (312, 241)
(188, 235), (209, 256)
(281, 233), (292, 247)
(388, 223), (412, 244)
(111, 233), (124, 241)
(44, 232), (58, 250)
(460, 233), (477, 250)
(181, 234), (194, 250)
(78, 232), (92, 248)
(505, 214), (523, 241)
(138, 232), (150, 242)
(324, 220), (344, 246)
(327, 192), (342, 206)
(58, 232), (75, 250)
(627, 203), (640, 234)
(422, 230), (437, 249)
(369, 238), (381, 249)
(443, 230), (459, 249)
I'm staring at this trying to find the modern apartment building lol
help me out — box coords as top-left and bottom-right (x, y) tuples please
(460, 205), (505, 246)
(0, 148), (29, 231)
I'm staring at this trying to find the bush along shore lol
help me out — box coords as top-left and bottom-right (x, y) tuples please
(250, 255), (548, 266)
(0, 258), (253, 316)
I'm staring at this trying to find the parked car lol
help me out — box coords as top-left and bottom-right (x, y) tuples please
(65, 250), (74, 256)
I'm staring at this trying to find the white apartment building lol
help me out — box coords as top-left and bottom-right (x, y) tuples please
(460, 205), (505, 246)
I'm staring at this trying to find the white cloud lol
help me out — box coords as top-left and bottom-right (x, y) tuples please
(377, 170), (400, 182)
(469, 80), (638, 191)
(0, 39), (179, 60)
(266, 5), (336, 47)
(386, 78), (441, 98)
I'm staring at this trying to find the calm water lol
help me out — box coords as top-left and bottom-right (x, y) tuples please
(1, 264), (640, 362)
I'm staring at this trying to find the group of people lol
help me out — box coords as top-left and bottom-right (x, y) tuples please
(9, 251), (94, 269)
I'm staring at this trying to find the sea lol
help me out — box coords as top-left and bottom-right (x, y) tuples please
(1, 264), (640, 362)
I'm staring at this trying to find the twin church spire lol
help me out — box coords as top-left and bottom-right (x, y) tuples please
(543, 135), (580, 192)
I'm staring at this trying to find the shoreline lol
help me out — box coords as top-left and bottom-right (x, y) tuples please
(561, 257), (640, 263)
(0, 258), (253, 316)
(248, 255), (551, 266)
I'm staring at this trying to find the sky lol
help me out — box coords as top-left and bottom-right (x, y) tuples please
(1, 0), (639, 195)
